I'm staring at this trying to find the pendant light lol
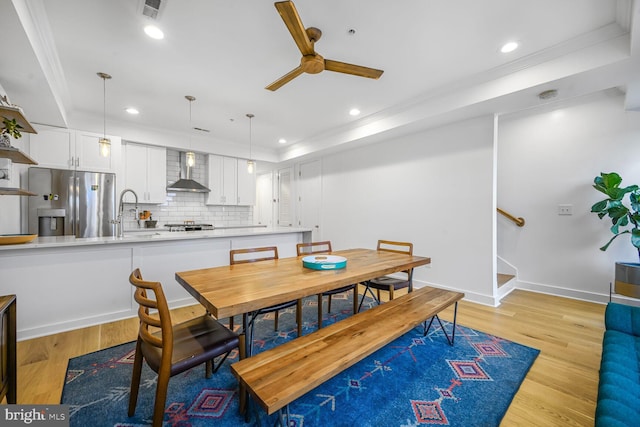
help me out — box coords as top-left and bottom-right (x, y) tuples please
(185, 96), (196, 167)
(97, 72), (112, 157)
(246, 113), (255, 174)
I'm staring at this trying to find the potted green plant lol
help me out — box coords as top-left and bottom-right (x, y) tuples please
(1, 117), (23, 147)
(591, 171), (640, 297)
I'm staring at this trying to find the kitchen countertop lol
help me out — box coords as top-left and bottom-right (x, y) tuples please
(0, 226), (312, 251)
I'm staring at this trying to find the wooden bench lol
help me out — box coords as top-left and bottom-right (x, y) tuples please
(230, 286), (464, 424)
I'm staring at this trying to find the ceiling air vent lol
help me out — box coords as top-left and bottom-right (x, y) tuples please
(140, 0), (164, 20)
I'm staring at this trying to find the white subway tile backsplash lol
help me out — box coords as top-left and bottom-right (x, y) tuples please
(122, 149), (253, 230)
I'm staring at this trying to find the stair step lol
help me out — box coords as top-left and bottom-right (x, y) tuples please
(497, 273), (515, 288)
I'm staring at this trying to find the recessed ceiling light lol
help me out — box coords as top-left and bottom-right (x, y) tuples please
(500, 41), (518, 53)
(349, 108), (361, 116)
(125, 107), (139, 115)
(144, 25), (164, 40)
(278, 138), (287, 144)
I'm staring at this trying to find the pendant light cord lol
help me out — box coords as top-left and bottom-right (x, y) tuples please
(102, 77), (106, 138)
(97, 72), (112, 139)
(96, 72), (112, 158)
(185, 96), (196, 151)
(246, 113), (254, 160)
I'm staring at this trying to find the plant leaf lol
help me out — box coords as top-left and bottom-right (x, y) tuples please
(632, 229), (640, 249)
(600, 230), (629, 251)
(601, 172), (622, 189)
(590, 200), (608, 212)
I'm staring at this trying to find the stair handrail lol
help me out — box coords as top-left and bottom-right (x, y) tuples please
(497, 207), (525, 227)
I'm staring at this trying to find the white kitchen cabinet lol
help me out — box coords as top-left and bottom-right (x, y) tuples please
(207, 155), (256, 206)
(76, 131), (118, 172)
(30, 125), (119, 173)
(207, 154), (237, 205)
(237, 158), (256, 205)
(123, 142), (166, 204)
(29, 127), (73, 169)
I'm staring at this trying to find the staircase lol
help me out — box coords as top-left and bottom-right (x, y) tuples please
(497, 273), (515, 288)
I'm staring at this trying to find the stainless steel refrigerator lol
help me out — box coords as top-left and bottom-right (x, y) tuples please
(28, 167), (116, 238)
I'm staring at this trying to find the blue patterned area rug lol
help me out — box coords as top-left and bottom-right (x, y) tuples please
(62, 293), (539, 426)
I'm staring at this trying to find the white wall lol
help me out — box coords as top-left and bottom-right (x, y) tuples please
(497, 92), (640, 303)
(320, 116), (497, 304)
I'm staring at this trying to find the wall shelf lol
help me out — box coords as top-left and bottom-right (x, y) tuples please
(0, 105), (37, 134)
(0, 104), (38, 196)
(0, 146), (38, 165)
(0, 187), (37, 196)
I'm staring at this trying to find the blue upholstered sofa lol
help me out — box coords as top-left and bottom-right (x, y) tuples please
(596, 302), (640, 426)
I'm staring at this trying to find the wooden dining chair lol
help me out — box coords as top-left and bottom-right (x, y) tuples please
(230, 247), (303, 348)
(358, 240), (414, 311)
(296, 241), (358, 328)
(128, 268), (245, 427)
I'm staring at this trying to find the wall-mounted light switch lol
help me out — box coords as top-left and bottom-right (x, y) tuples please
(558, 204), (573, 215)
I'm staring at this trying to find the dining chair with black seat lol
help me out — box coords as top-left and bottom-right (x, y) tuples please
(358, 240), (414, 312)
(230, 247), (303, 354)
(296, 241), (358, 328)
(128, 268), (245, 427)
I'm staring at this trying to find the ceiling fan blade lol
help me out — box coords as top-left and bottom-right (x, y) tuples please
(275, 1), (315, 56)
(265, 66), (305, 91)
(324, 59), (384, 80)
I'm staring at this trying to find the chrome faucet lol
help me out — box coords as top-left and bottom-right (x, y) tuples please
(114, 188), (139, 237)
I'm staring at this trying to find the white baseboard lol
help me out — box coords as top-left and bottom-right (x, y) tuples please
(413, 280), (501, 307)
(513, 280), (609, 304)
(17, 296), (197, 342)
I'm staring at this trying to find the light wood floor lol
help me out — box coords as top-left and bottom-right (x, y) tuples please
(10, 289), (605, 426)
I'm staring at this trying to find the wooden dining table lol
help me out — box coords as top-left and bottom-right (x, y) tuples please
(174, 248), (431, 323)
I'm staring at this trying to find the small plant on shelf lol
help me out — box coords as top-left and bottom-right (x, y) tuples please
(1, 117), (23, 147)
(2, 117), (23, 139)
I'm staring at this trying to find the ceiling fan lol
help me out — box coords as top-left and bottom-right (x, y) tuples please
(266, 0), (384, 91)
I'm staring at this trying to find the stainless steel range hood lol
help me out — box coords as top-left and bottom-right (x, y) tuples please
(166, 152), (210, 193)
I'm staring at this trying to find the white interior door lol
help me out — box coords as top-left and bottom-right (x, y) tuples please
(277, 167), (293, 226)
(255, 172), (273, 226)
(298, 160), (322, 241)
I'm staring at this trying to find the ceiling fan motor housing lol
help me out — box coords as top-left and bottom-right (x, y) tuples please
(301, 54), (325, 74)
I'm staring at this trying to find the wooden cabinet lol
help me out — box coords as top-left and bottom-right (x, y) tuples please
(207, 155), (237, 205)
(0, 295), (16, 404)
(30, 126), (119, 172)
(124, 143), (167, 204)
(207, 155), (256, 206)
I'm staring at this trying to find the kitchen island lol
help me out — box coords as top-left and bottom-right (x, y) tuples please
(0, 227), (311, 340)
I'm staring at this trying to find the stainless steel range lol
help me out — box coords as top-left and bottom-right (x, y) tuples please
(164, 221), (214, 232)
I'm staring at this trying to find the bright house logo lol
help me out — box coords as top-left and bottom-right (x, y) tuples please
(2, 406), (68, 426)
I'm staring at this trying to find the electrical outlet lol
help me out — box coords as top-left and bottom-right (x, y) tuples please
(558, 204), (573, 215)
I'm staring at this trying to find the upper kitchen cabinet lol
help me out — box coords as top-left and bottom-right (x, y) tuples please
(207, 155), (236, 205)
(237, 158), (256, 206)
(123, 142), (166, 204)
(30, 125), (119, 173)
(207, 155), (256, 206)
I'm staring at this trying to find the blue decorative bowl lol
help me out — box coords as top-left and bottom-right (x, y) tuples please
(302, 255), (347, 270)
